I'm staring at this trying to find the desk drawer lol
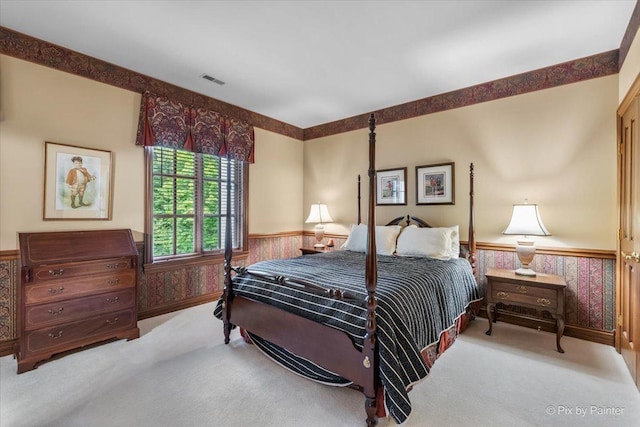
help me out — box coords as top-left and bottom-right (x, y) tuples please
(25, 270), (136, 304)
(24, 289), (135, 330)
(23, 309), (136, 356)
(31, 258), (132, 282)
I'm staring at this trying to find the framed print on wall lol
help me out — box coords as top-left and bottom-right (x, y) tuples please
(376, 167), (407, 205)
(43, 141), (113, 220)
(416, 162), (455, 205)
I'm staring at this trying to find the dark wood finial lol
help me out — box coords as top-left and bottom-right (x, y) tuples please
(369, 113), (376, 132)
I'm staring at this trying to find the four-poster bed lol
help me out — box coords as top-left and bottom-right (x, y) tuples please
(216, 114), (480, 426)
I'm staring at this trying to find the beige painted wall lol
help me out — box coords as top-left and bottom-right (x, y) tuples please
(305, 76), (619, 251)
(0, 55), (303, 250)
(250, 128), (303, 233)
(619, 25), (640, 103)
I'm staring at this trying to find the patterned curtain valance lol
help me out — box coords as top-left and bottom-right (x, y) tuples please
(136, 92), (255, 163)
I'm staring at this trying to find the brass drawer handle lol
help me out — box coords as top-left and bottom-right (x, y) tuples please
(48, 331), (63, 340)
(47, 307), (64, 316)
(107, 278), (120, 286)
(496, 291), (509, 299)
(106, 297), (119, 304)
(106, 263), (126, 269)
(106, 317), (119, 325)
(48, 287), (64, 295)
(537, 298), (551, 306)
(517, 286), (528, 293)
(48, 269), (64, 276)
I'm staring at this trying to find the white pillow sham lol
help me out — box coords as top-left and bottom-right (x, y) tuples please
(342, 224), (402, 256)
(395, 225), (455, 260)
(445, 225), (460, 259)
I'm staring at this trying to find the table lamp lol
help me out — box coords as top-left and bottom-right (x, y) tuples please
(502, 201), (550, 276)
(305, 203), (333, 248)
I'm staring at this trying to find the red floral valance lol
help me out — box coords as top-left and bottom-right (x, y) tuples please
(136, 92), (255, 163)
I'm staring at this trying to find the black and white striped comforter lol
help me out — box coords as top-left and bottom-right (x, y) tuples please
(214, 250), (480, 424)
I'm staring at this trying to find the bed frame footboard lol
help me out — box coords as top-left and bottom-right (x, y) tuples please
(229, 296), (376, 389)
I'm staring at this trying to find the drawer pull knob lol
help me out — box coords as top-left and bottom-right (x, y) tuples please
(106, 317), (119, 325)
(48, 287), (64, 295)
(48, 331), (63, 340)
(517, 286), (528, 293)
(48, 307), (64, 316)
(537, 298), (551, 306)
(496, 291), (509, 299)
(106, 263), (125, 269)
(48, 269), (64, 276)
(106, 297), (119, 304)
(107, 278), (120, 286)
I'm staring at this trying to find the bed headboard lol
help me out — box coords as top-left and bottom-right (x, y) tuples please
(356, 162), (477, 278)
(385, 215), (431, 228)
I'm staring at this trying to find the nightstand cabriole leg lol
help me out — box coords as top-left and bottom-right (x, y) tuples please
(486, 303), (494, 335)
(554, 314), (565, 353)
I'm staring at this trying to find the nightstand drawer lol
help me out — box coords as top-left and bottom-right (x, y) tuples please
(491, 287), (557, 309)
(491, 281), (557, 308)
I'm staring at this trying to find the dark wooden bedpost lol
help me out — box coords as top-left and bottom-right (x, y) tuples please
(468, 163), (477, 278)
(357, 174), (362, 225)
(222, 156), (233, 344)
(364, 113), (378, 427)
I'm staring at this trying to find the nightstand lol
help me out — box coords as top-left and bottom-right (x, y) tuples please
(299, 247), (332, 255)
(485, 268), (567, 353)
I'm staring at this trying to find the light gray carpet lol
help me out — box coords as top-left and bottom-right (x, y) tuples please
(1, 302), (639, 427)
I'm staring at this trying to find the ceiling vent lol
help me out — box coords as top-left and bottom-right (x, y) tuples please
(201, 74), (225, 85)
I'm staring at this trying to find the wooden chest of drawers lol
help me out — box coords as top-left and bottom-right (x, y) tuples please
(17, 229), (140, 373)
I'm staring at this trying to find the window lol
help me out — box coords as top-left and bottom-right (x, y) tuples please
(145, 146), (247, 263)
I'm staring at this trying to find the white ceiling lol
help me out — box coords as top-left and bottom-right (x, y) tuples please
(0, 1), (636, 129)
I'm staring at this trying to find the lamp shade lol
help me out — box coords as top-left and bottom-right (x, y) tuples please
(502, 204), (550, 237)
(305, 204), (333, 224)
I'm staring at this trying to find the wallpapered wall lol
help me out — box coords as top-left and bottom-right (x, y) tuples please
(0, 233), (614, 347)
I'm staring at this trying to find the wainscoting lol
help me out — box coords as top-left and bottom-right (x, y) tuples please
(0, 233), (615, 355)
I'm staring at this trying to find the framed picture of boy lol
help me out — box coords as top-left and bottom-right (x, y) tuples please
(43, 141), (113, 220)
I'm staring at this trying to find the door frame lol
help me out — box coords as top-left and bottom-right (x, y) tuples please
(616, 72), (640, 354)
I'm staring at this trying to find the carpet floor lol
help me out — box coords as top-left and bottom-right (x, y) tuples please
(1, 302), (639, 426)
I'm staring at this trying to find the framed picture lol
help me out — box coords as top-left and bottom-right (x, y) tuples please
(376, 167), (407, 205)
(416, 162), (455, 205)
(43, 141), (113, 220)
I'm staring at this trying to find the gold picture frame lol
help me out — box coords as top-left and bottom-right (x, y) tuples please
(43, 141), (113, 220)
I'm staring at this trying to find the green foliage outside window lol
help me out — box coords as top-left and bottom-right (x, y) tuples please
(150, 147), (241, 260)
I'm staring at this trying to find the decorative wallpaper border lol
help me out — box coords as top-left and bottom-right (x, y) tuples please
(476, 249), (615, 331)
(0, 26), (303, 140)
(303, 50), (619, 140)
(0, 23), (630, 142)
(0, 235), (617, 352)
(0, 258), (17, 343)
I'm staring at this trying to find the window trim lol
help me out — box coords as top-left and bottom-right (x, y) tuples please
(143, 147), (249, 270)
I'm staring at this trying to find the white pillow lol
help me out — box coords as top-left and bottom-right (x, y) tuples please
(342, 224), (402, 256)
(445, 225), (460, 259)
(395, 225), (452, 260)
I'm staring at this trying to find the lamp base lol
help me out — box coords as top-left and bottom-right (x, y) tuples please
(313, 224), (325, 248)
(515, 238), (537, 277)
(515, 267), (536, 276)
